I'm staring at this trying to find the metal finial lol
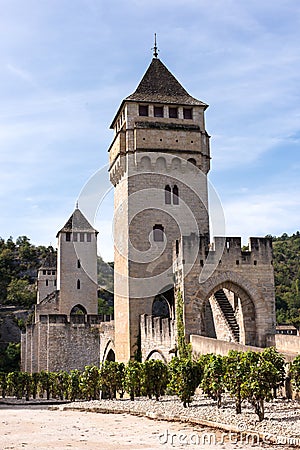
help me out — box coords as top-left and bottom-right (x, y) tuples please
(152, 33), (159, 58)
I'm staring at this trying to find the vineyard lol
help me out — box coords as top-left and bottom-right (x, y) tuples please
(1, 347), (300, 422)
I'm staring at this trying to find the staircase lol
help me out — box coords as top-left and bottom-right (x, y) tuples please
(214, 289), (240, 342)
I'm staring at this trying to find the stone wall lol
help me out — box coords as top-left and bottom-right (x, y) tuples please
(267, 334), (300, 356)
(21, 314), (114, 373)
(140, 314), (176, 363)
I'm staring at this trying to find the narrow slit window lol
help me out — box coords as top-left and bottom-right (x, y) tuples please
(77, 279), (81, 290)
(77, 259), (81, 269)
(165, 185), (171, 204)
(173, 185), (179, 205)
(153, 224), (164, 242)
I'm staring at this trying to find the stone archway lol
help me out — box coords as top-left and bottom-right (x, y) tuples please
(70, 304), (87, 315)
(146, 349), (167, 363)
(200, 283), (256, 345)
(185, 271), (268, 347)
(152, 286), (175, 319)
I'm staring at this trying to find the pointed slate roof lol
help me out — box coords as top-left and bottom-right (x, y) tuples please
(126, 58), (207, 107)
(56, 208), (97, 237)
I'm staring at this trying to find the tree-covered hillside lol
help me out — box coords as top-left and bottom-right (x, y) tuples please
(272, 232), (300, 326)
(0, 236), (55, 309)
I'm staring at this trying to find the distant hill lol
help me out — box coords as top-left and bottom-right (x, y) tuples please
(272, 231), (300, 326)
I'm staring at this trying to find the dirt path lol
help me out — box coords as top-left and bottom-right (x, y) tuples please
(0, 406), (294, 449)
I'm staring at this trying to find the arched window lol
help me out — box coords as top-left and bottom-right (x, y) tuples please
(77, 259), (81, 269)
(153, 224), (164, 242)
(77, 279), (81, 290)
(165, 185), (171, 204)
(187, 158), (196, 166)
(172, 185), (179, 205)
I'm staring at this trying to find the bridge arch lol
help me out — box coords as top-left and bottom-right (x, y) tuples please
(186, 271), (270, 347)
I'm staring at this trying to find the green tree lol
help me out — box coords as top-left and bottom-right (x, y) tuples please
(261, 347), (285, 398)
(80, 366), (101, 400)
(68, 370), (82, 401)
(240, 351), (279, 421)
(168, 357), (202, 407)
(201, 353), (226, 408)
(100, 361), (125, 399)
(142, 359), (169, 400)
(6, 278), (36, 308)
(124, 361), (143, 401)
(224, 350), (248, 414)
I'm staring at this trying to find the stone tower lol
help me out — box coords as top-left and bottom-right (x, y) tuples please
(108, 53), (211, 362)
(56, 207), (98, 315)
(36, 252), (57, 304)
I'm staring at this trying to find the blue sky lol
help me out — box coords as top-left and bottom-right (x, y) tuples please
(1, 0), (300, 261)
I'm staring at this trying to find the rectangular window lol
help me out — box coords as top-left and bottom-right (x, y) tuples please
(66, 232), (71, 242)
(43, 270), (46, 275)
(169, 107), (178, 118)
(183, 108), (193, 119)
(139, 105), (148, 116)
(153, 224), (164, 242)
(87, 233), (92, 242)
(80, 233), (85, 242)
(73, 232), (78, 242)
(154, 106), (163, 117)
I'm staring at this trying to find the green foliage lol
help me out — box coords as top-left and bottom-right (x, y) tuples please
(0, 342), (20, 372)
(142, 359), (169, 400)
(201, 353), (226, 408)
(7, 278), (36, 308)
(176, 290), (191, 359)
(68, 369), (82, 401)
(239, 351), (279, 421)
(224, 350), (248, 413)
(80, 365), (101, 400)
(290, 354), (300, 391)
(272, 231), (300, 325)
(38, 370), (53, 400)
(124, 361), (143, 401)
(0, 371), (7, 397)
(168, 357), (202, 407)
(260, 347), (285, 398)
(0, 235), (55, 306)
(100, 361), (125, 399)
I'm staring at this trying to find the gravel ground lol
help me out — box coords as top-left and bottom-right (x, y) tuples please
(59, 395), (300, 447)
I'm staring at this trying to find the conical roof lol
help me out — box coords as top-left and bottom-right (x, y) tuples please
(126, 58), (207, 107)
(57, 208), (97, 237)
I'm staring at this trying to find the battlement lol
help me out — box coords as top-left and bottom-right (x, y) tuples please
(38, 313), (114, 325)
(140, 314), (175, 339)
(174, 234), (273, 267)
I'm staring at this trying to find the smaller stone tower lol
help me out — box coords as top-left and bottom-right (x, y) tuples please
(56, 207), (98, 316)
(36, 252), (57, 304)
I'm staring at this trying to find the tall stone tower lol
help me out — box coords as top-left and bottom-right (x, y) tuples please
(56, 207), (98, 315)
(109, 51), (211, 362)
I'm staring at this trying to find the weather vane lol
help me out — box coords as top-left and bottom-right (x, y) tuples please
(152, 33), (159, 58)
